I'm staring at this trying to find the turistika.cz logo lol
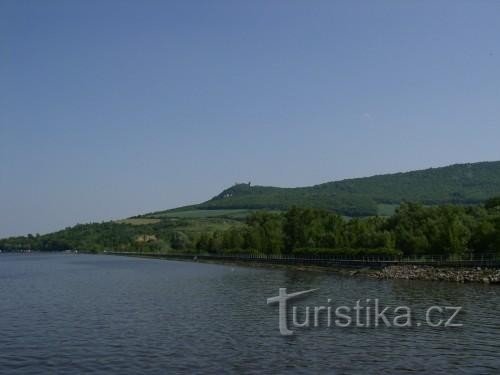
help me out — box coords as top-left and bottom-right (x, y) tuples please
(267, 288), (463, 336)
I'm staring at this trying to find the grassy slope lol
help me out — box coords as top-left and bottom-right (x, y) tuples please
(148, 208), (256, 219)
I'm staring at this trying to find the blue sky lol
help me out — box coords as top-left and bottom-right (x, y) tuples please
(1, 0), (500, 237)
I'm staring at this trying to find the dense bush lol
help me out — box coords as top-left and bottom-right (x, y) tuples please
(195, 202), (500, 259)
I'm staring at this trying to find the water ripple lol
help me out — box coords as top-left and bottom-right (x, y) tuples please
(0, 254), (499, 374)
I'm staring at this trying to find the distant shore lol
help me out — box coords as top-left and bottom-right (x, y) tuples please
(106, 252), (500, 284)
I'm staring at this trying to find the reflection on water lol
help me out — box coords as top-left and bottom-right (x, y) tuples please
(0, 253), (498, 374)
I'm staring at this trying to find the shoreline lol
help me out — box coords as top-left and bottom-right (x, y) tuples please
(106, 252), (500, 284)
(194, 259), (500, 284)
(369, 264), (500, 284)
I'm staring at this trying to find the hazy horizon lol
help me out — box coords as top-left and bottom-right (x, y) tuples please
(2, 0), (500, 237)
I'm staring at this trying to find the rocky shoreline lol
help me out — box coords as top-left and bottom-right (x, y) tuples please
(366, 265), (500, 284)
(208, 259), (500, 284)
(109, 253), (500, 284)
(205, 259), (500, 284)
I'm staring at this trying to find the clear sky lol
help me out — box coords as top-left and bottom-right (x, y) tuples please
(1, 0), (500, 237)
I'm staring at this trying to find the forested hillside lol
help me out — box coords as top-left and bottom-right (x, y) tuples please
(193, 161), (500, 216)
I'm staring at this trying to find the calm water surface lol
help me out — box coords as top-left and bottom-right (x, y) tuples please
(0, 253), (498, 374)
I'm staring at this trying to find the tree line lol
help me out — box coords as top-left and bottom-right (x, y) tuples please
(1, 198), (500, 259)
(195, 199), (500, 258)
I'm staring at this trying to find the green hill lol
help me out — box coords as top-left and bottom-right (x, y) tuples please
(168, 161), (500, 217)
(3, 161), (500, 254)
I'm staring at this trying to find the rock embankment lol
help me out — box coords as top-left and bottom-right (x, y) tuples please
(371, 265), (500, 284)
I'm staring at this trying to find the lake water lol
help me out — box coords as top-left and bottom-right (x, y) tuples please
(0, 253), (498, 374)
